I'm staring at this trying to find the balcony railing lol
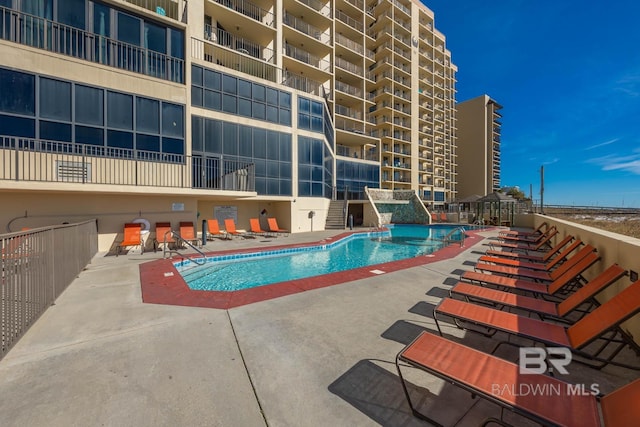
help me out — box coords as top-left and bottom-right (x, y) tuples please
(283, 12), (331, 44)
(0, 7), (184, 83)
(211, 0), (275, 27)
(283, 43), (331, 71)
(0, 137), (255, 192)
(122, 0), (180, 20)
(335, 80), (362, 98)
(335, 33), (364, 55)
(204, 25), (274, 63)
(335, 10), (363, 33)
(335, 56), (363, 75)
(296, 0), (332, 18)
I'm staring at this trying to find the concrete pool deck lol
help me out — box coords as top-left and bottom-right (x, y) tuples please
(0, 227), (636, 426)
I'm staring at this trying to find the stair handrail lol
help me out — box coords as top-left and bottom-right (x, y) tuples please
(443, 226), (466, 247)
(163, 230), (207, 265)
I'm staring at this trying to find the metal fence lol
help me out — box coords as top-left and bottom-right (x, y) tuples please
(1, 220), (98, 360)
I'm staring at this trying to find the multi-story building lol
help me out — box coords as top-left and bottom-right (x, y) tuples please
(0, 0), (456, 250)
(456, 94), (502, 198)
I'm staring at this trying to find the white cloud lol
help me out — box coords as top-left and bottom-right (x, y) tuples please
(587, 152), (640, 175)
(584, 138), (619, 150)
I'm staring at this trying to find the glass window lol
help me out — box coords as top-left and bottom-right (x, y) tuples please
(58, 0), (85, 29)
(93, 4), (110, 37)
(298, 113), (310, 130)
(0, 69), (35, 115)
(136, 97), (160, 133)
(107, 91), (133, 129)
(169, 28), (184, 59)
(280, 179), (291, 195)
(40, 78), (71, 121)
(266, 105), (278, 123)
(298, 97), (310, 114)
(39, 121), (71, 142)
(252, 83), (265, 101)
(144, 22), (166, 54)
(253, 128), (266, 159)
(192, 65), (203, 86)
(136, 134), (160, 152)
(279, 109), (291, 126)
(204, 90), (221, 110)
(279, 91), (291, 108)
(238, 79), (251, 98)
(311, 100), (323, 116)
(223, 123), (237, 155)
(204, 119), (221, 153)
(238, 126), (252, 157)
(298, 137), (311, 163)
(311, 116), (323, 132)
(192, 116), (203, 152)
(117, 12), (141, 46)
(75, 85), (103, 126)
(267, 162), (279, 178)
(75, 125), (103, 145)
(222, 94), (236, 114)
(279, 162), (291, 179)
(204, 70), (221, 90)
(266, 87), (278, 105)
(0, 114), (35, 137)
(238, 98), (251, 117)
(252, 102), (265, 120)
(162, 137), (184, 154)
(279, 134), (291, 161)
(162, 103), (183, 137)
(222, 75), (237, 95)
(191, 86), (203, 107)
(107, 129), (134, 149)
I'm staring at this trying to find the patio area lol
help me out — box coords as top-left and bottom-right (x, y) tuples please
(0, 228), (636, 426)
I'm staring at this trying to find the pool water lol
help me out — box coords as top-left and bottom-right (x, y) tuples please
(177, 224), (471, 291)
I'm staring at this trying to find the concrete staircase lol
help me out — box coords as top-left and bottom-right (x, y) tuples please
(325, 200), (346, 230)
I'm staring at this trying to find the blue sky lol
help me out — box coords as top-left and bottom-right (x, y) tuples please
(424, 1), (640, 207)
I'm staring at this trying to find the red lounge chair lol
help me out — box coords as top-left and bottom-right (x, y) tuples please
(474, 244), (596, 282)
(498, 221), (548, 237)
(396, 331), (640, 426)
(179, 222), (200, 247)
(451, 264), (627, 322)
(478, 239), (582, 271)
(153, 222), (176, 252)
(461, 251), (600, 297)
(117, 223), (143, 255)
(267, 218), (289, 236)
(206, 219), (228, 240)
(485, 234), (575, 261)
(434, 279), (640, 371)
(224, 218), (246, 238)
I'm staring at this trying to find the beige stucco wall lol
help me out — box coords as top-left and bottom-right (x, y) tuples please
(513, 213), (640, 345)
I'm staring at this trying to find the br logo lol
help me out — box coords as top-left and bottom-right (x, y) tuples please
(519, 347), (572, 374)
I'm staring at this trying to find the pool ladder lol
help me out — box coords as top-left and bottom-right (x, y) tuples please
(163, 230), (206, 265)
(443, 227), (466, 247)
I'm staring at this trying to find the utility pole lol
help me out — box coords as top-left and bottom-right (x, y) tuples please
(540, 165), (545, 214)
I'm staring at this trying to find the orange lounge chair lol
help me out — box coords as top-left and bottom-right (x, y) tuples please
(484, 234), (574, 262)
(430, 212), (438, 223)
(179, 221), (200, 247)
(224, 218), (246, 238)
(488, 227), (558, 252)
(249, 218), (274, 237)
(478, 239), (583, 271)
(206, 219), (228, 240)
(153, 222), (176, 252)
(434, 279), (640, 371)
(498, 225), (557, 243)
(117, 223), (143, 255)
(474, 244), (597, 282)
(396, 331), (640, 425)
(461, 250), (600, 297)
(267, 218), (289, 236)
(451, 264), (627, 322)
(498, 221), (548, 237)
(439, 212), (447, 222)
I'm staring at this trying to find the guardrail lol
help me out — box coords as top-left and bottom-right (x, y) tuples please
(1, 220), (98, 360)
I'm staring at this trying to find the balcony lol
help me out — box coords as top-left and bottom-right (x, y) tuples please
(296, 0), (332, 18)
(335, 10), (363, 33)
(122, 0), (181, 20)
(335, 80), (362, 98)
(204, 25), (274, 63)
(283, 43), (331, 72)
(335, 56), (363, 76)
(0, 137), (255, 192)
(0, 7), (184, 83)
(335, 33), (364, 55)
(211, 0), (275, 27)
(336, 144), (378, 161)
(283, 12), (331, 44)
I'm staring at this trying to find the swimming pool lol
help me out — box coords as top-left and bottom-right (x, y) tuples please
(176, 224), (473, 292)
